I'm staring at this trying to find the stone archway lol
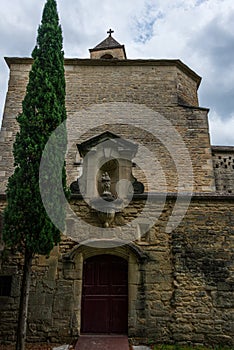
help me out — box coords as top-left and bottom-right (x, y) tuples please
(62, 241), (147, 336)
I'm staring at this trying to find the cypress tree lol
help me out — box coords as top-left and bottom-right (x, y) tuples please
(3, 1), (68, 349)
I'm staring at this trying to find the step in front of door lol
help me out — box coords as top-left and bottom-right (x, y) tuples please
(75, 335), (129, 350)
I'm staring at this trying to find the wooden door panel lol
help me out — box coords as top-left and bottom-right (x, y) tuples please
(84, 262), (95, 285)
(81, 255), (128, 334)
(99, 262), (109, 285)
(110, 297), (128, 333)
(82, 297), (109, 333)
(84, 285), (109, 295)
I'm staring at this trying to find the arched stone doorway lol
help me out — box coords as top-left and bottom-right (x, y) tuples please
(62, 241), (147, 337)
(81, 254), (128, 334)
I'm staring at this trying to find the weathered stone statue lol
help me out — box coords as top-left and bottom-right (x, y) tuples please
(101, 172), (111, 195)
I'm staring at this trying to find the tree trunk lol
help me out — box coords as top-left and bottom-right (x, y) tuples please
(16, 249), (33, 350)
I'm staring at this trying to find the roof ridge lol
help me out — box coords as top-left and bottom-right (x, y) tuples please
(90, 34), (123, 51)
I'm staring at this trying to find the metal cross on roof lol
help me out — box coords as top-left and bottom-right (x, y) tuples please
(107, 28), (114, 36)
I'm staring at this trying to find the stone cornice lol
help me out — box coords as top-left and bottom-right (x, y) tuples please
(178, 103), (209, 112)
(2, 192), (233, 201)
(211, 145), (234, 152)
(1, 192), (233, 205)
(4, 57), (201, 88)
(70, 192), (234, 201)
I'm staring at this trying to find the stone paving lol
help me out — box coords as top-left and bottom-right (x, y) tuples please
(74, 335), (129, 350)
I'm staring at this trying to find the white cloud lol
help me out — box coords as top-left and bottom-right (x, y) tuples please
(209, 111), (234, 145)
(0, 0), (234, 146)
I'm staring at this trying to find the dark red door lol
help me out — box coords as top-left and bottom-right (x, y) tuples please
(81, 254), (128, 334)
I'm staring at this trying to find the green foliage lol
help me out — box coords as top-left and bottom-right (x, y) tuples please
(3, 0), (68, 256)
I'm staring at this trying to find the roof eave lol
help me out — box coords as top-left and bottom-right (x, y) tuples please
(4, 57), (200, 86)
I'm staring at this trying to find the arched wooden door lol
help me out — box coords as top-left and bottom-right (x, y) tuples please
(81, 254), (128, 334)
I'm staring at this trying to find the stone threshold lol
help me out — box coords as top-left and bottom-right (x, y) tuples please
(75, 335), (129, 350)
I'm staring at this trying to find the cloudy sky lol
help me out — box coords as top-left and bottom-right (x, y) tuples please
(0, 0), (234, 145)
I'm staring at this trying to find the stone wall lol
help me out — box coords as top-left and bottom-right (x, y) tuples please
(152, 196), (234, 346)
(90, 47), (126, 60)
(177, 70), (200, 106)
(0, 196), (233, 346)
(0, 58), (215, 194)
(212, 146), (234, 193)
(0, 56), (233, 347)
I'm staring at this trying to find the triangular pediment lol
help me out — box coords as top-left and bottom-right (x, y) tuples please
(77, 131), (138, 157)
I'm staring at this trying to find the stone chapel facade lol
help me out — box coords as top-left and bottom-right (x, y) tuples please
(0, 32), (234, 346)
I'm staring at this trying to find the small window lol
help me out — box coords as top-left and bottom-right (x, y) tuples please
(0, 276), (12, 296)
(101, 54), (113, 59)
